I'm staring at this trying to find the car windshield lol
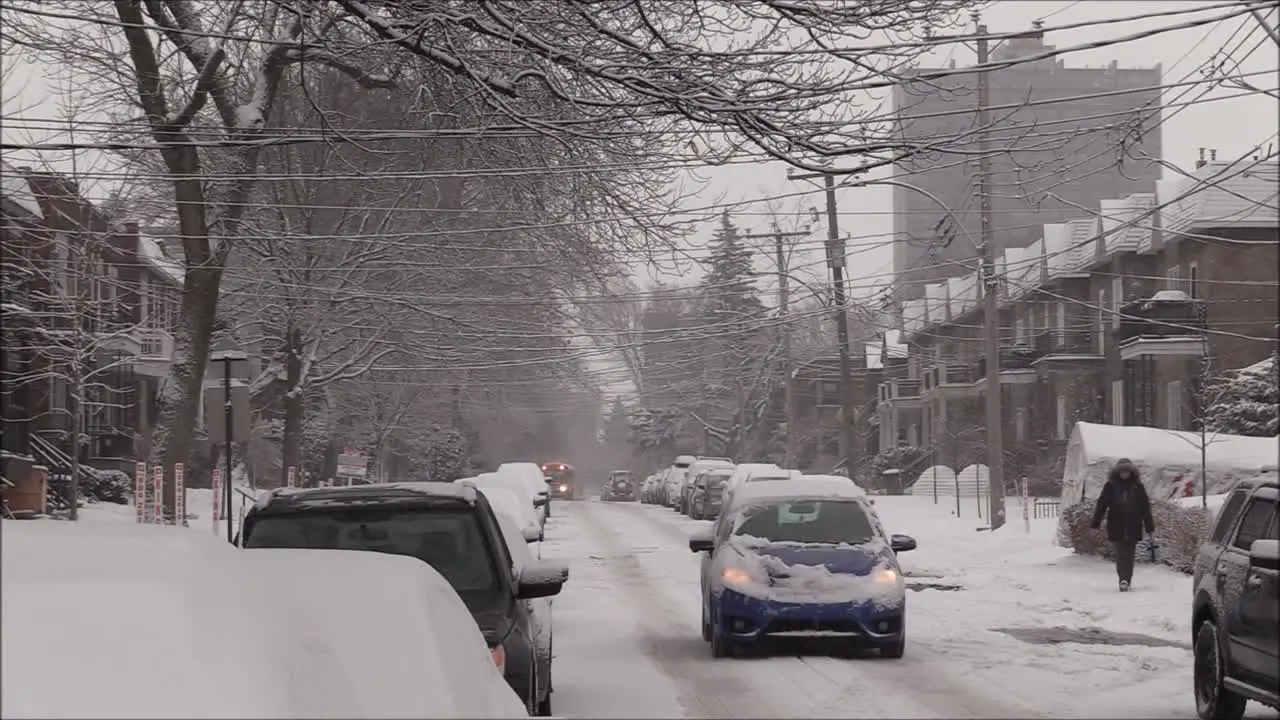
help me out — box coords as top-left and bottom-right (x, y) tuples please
(734, 500), (876, 545)
(243, 507), (501, 596)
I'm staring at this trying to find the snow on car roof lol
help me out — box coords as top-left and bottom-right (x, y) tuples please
(733, 477), (866, 506)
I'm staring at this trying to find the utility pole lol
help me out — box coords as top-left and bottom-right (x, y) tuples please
(744, 224), (809, 466)
(975, 15), (1007, 530)
(787, 170), (861, 474)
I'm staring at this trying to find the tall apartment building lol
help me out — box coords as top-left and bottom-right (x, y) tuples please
(891, 27), (1163, 302)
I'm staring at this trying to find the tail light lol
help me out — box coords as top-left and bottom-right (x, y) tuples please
(490, 643), (506, 674)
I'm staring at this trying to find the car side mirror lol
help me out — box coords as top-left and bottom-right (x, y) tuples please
(689, 530), (714, 554)
(532, 496), (548, 508)
(1249, 538), (1280, 571)
(890, 534), (918, 553)
(521, 526), (543, 544)
(515, 560), (568, 600)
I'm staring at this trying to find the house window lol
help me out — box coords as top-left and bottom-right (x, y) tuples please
(1166, 380), (1184, 430)
(1097, 289), (1107, 353)
(1187, 262), (1200, 299)
(1014, 317), (1025, 344)
(1166, 264), (1181, 291)
(1111, 379), (1125, 426)
(816, 380), (840, 407)
(907, 424), (919, 447)
(1056, 395), (1068, 440)
(1055, 302), (1066, 345)
(1014, 407), (1027, 443)
(1111, 275), (1123, 327)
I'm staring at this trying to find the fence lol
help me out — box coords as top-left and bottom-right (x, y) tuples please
(1032, 498), (1062, 519)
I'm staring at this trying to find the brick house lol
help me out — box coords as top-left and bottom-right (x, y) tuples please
(1, 166), (183, 485)
(790, 337), (901, 474)
(892, 159), (1278, 491)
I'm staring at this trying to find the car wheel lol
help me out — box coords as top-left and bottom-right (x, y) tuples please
(880, 635), (906, 659)
(709, 610), (734, 658)
(1194, 621), (1247, 720)
(701, 601), (712, 642)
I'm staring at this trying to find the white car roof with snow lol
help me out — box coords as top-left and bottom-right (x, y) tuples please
(732, 477), (867, 506)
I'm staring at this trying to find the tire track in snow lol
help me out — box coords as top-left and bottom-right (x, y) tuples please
(569, 500), (792, 719)
(621, 502), (1044, 720)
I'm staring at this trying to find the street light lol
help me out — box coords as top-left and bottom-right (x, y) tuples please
(208, 340), (249, 544)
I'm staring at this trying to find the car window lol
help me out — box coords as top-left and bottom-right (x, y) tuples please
(734, 500), (876, 545)
(243, 507), (501, 594)
(1210, 491), (1250, 543)
(1231, 498), (1278, 551)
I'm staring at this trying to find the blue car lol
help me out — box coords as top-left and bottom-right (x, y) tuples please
(689, 484), (917, 659)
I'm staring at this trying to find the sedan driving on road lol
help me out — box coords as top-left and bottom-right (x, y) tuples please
(689, 479), (917, 659)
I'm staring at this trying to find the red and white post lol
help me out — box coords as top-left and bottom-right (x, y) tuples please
(211, 468), (223, 534)
(286, 465), (297, 489)
(152, 465), (164, 525)
(174, 463), (186, 527)
(135, 461), (147, 524)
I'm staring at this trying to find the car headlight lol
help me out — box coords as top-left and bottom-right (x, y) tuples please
(559, 484), (568, 492)
(721, 566), (754, 586)
(871, 567), (901, 585)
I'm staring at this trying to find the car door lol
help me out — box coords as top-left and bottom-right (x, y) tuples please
(1223, 492), (1277, 682)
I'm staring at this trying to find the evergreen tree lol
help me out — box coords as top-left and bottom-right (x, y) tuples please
(701, 211), (765, 346)
(1204, 356), (1279, 437)
(604, 397), (630, 446)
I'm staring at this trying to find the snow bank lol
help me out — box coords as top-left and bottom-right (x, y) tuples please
(1060, 421), (1279, 504)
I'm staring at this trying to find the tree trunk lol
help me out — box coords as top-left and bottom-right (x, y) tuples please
(281, 326), (304, 486)
(68, 361), (81, 522)
(158, 264), (221, 512)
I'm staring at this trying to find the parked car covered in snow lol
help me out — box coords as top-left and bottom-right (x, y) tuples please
(238, 482), (567, 715)
(497, 463), (555, 518)
(467, 472), (549, 529)
(688, 468), (733, 520)
(470, 484), (544, 544)
(689, 478), (917, 659)
(1190, 475), (1279, 720)
(678, 457), (734, 514)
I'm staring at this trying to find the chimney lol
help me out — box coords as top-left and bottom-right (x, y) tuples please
(1196, 148), (1207, 169)
(1032, 20), (1044, 33)
(1209, 149), (1218, 162)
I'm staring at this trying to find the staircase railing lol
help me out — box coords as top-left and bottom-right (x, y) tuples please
(29, 433), (102, 512)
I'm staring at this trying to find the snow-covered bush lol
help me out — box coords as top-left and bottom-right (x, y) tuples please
(1059, 497), (1211, 574)
(1204, 356), (1278, 437)
(866, 446), (929, 492)
(82, 469), (131, 505)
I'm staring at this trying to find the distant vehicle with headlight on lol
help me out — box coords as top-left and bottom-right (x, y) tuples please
(541, 462), (576, 500)
(688, 478), (918, 659)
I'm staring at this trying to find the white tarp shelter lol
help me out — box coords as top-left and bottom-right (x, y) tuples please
(1060, 421), (1279, 505)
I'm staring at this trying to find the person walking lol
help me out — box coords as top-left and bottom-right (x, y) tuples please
(1090, 458), (1156, 592)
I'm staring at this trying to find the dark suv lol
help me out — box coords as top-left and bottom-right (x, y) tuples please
(1191, 477), (1278, 720)
(239, 483), (566, 716)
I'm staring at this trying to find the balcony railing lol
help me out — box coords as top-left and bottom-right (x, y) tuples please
(1115, 294), (1207, 346)
(923, 362), (979, 391)
(975, 343), (1042, 376)
(878, 378), (923, 403)
(1033, 329), (1101, 357)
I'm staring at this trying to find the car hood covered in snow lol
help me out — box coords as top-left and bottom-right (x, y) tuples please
(723, 538), (904, 609)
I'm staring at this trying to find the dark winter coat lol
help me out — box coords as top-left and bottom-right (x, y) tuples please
(1091, 459), (1156, 544)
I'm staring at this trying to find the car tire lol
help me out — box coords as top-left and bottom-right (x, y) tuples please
(1194, 621), (1247, 720)
(709, 610), (734, 658)
(701, 601), (712, 642)
(880, 635), (906, 659)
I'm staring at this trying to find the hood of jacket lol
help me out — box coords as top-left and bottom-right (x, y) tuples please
(1108, 458), (1140, 484)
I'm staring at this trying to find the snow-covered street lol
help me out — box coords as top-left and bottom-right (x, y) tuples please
(542, 497), (1277, 720)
